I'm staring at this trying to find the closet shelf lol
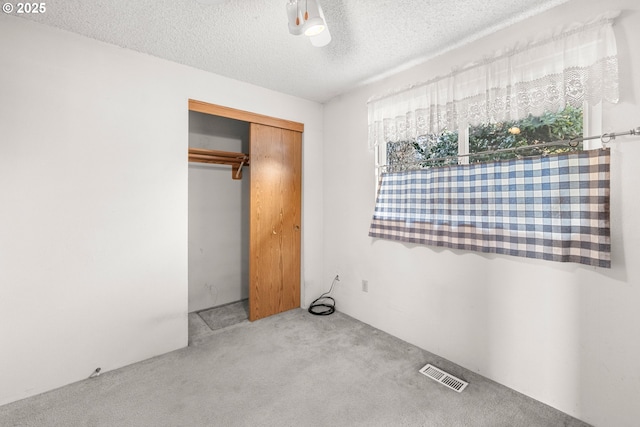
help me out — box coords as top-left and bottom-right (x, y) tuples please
(188, 148), (250, 180)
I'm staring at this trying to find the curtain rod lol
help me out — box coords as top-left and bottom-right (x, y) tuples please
(377, 127), (640, 170)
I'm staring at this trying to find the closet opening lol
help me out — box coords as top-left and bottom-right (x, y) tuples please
(187, 98), (304, 337)
(188, 111), (250, 343)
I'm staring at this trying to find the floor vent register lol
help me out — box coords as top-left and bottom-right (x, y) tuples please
(419, 364), (468, 393)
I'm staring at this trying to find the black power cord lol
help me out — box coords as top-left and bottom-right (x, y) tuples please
(308, 275), (339, 316)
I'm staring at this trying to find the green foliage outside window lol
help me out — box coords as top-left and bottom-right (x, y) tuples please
(387, 105), (583, 170)
(469, 104), (583, 163)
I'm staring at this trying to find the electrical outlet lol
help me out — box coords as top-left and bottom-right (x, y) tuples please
(362, 279), (368, 293)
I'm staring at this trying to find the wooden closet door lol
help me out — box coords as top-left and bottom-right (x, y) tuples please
(249, 123), (301, 321)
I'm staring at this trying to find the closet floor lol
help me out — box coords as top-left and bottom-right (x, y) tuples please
(188, 299), (248, 345)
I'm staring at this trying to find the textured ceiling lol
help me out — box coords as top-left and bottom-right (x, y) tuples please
(18, 0), (569, 103)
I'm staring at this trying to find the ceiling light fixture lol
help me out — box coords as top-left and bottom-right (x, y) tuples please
(286, 0), (332, 47)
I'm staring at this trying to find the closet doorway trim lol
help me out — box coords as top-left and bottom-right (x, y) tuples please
(188, 99), (304, 133)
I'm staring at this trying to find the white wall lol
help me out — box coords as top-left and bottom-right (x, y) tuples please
(188, 112), (249, 312)
(0, 15), (324, 405)
(323, 1), (640, 426)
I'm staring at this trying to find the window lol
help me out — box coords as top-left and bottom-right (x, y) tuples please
(369, 12), (619, 176)
(382, 105), (585, 174)
(367, 13), (618, 267)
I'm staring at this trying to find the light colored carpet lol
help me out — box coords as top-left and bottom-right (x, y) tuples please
(0, 309), (591, 427)
(197, 299), (249, 332)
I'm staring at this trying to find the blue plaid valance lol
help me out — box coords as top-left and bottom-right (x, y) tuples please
(369, 149), (611, 267)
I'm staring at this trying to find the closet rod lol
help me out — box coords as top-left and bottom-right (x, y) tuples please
(377, 126), (640, 170)
(188, 147), (250, 179)
(189, 148), (249, 161)
(188, 154), (249, 164)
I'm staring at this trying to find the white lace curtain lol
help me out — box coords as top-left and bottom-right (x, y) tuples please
(368, 12), (620, 149)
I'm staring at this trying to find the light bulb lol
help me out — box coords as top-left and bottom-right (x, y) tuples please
(304, 20), (325, 36)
